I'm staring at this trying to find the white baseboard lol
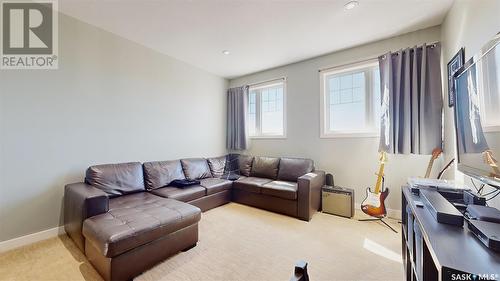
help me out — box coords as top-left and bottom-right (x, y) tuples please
(386, 208), (402, 220)
(0, 226), (66, 253)
(354, 202), (402, 220)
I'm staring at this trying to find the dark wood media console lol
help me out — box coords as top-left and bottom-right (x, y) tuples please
(401, 186), (500, 281)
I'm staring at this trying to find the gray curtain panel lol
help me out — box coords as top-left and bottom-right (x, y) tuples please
(378, 43), (443, 155)
(226, 86), (249, 150)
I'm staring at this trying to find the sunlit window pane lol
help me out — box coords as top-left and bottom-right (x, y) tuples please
(262, 85), (283, 135)
(277, 87), (283, 111)
(330, 102), (365, 131)
(247, 83), (285, 137)
(248, 113), (256, 136)
(330, 90), (340, 105)
(329, 77), (340, 91)
(340, 74), (352, 90)
(325, 67), (379, 134)
(248, 92), (256, 114)
(353, 87), (364, 103)
(340, 89), (352, 104)
(248, 92), (257, 136)
(353, 72), (364, 88)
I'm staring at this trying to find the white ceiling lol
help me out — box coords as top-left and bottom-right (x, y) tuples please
(59, 0), (454, 79)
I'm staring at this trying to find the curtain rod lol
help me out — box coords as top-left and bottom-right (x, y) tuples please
(318, 42), (439, 73)
(246, 76), (286, 87)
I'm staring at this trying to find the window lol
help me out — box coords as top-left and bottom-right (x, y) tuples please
(478, 47), (500, 132)
(248, 80), (286, 137)
(320, 61), (381, 137)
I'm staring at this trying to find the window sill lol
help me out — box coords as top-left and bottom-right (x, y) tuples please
(320, 132), (379, 139)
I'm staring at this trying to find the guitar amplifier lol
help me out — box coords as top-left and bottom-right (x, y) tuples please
(322, 186), (355, 218)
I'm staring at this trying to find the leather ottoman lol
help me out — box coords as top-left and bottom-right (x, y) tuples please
(82, 192), (201, 281)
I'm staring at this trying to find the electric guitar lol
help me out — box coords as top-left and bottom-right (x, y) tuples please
(424, 148), (443, 178)
(361, 151), (389, 218)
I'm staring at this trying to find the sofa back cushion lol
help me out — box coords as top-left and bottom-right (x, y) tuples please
(85, 162), (145, 196)
(277, 157), (314, 182)
(207, 156), (226, 178)
(143, 160), (185, 190)
(238, 155), (254, 176)
(181, 158), (212, 180)
(250, 156), (280, 179)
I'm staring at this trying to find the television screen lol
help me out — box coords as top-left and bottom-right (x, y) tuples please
(454, 34), (500, 188)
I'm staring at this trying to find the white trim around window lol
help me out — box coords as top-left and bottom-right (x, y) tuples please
(248, 78), (287, 139)
(319, 60), (381, 138)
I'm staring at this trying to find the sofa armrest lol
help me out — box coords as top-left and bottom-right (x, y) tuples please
(64, 182), (109, 252)
(297, 171), (325, 221)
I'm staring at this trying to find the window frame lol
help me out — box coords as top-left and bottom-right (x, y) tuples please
(319, 60), (380, 139)
(248, 80), (287, 139)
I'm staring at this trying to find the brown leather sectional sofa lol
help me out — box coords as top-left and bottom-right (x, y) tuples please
(64, 155), (325, 281)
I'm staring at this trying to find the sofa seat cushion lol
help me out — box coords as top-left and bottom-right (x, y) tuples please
(82, 192), (201, 258)
(150, 185), (206, 202)
(199, 178), (232, 195)
(261, 181), (298, 200)
(233, 177), (272, 193)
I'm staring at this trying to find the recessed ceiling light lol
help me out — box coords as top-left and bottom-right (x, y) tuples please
(344, 1), (359, 10)
(222, 50), (230, 55)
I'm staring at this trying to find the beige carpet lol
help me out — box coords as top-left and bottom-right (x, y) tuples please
(0, 203), (403, 281)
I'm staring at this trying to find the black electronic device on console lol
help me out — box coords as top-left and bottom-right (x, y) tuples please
(466, 205), (500, 223)
(467, 220), (500, 252)
(465, 205), (500, 252)
(463, 190), (486, 206)
(420, 189), (464, 226)
(411, 185), (465, 201)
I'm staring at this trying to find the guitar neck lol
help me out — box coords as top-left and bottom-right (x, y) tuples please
(425, 159), (435, 178)
(374, 163), (385, 193)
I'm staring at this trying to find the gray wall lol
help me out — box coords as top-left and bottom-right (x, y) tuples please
(0, 13), (228, 242)
(230, 26), (442, 214)
(441, 0), (500, 208)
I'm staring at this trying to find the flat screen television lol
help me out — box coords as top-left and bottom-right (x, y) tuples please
(454, 33), (500, 188)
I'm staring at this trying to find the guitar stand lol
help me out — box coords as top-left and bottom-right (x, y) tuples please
(358, 217), (398, 233)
